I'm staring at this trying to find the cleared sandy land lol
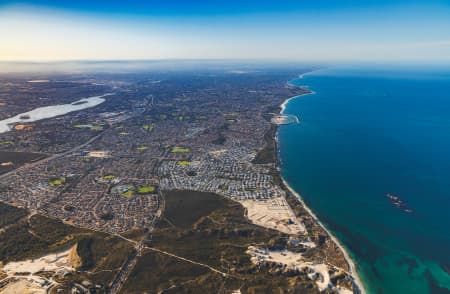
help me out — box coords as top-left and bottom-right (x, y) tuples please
(0, 279), (46, 294)
(247, 246), (347, 292)
(0, 245), (78, 293)
(3, 246), (75, 274)
(239, 197), (306, 235)
(337, 287), (354, 294)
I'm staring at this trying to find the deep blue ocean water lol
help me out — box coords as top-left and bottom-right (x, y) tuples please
(279, 67), (450, 294)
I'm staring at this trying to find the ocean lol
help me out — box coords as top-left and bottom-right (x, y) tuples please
(278, 67), (450, 294)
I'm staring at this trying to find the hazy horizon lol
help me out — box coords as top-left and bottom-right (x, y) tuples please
(1, 0), (450, 63)
(1, 59), (450, 74)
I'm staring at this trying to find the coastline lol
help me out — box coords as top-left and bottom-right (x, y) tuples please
(282, 75), (316, 114)
(281, 178), (366, 294)
(280, 90), (315, 114)
(276, 74), (366, 294)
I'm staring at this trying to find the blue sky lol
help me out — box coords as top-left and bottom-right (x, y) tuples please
(1, 0), (450, 62)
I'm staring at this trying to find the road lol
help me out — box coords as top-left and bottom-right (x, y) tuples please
(0, 132), (105, 181)
(106, 190), (163, 294)
(106, 243), (143, 294)
(145, 246), (227, 277)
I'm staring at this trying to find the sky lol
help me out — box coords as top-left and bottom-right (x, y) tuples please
(1, 0), (450, 63)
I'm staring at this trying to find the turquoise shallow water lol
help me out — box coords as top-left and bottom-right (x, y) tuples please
(279, 67), (450, 294)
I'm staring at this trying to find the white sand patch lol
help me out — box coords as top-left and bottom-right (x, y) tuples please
(337, 287), (354, 294)
(307, 263), (330, 292)
(87, 150), (110, 158)
(288, 236), (317, 249)
(0, 279), (46, 294)
(239, 197), (306, 235)
(2, 246), (75, 274)
(208, 149), (227, 156)
(271, 114), (299, 125)
(0, 246), (78, 293)
(300, 240), (317, 249)
(247, 246), (331, 292)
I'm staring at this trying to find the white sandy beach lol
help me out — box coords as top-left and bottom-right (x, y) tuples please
(281, 178), (366, 294)
(276, 76), (366, 293)
(281, 73), (316, 114)
(281, 88), (315, 114)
